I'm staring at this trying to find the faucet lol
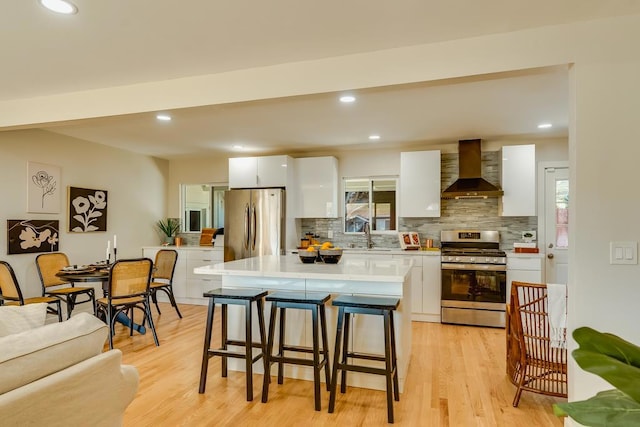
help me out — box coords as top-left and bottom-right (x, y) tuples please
(363, 222), (373, 249)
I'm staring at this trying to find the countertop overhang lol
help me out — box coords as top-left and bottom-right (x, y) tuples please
(194, 254), (413, 282)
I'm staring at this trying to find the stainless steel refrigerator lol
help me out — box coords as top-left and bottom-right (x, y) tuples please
(223, 188), (285, 262)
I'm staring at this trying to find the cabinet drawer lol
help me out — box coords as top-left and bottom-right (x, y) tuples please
(186, 249), (223, 262)
(507, 257), (542, 270)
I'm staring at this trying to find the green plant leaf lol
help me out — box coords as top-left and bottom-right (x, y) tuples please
(574, 327), (640, 368)
(573, 350), (640, 403)
(554, 389), (640, 426)
(572, 327), (640, 402)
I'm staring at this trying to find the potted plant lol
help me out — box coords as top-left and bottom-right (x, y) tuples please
(156, 218), (181, 245)
(554, 327), (640, 426)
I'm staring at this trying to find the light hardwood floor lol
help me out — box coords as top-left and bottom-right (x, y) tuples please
(114, 303), (565, 426)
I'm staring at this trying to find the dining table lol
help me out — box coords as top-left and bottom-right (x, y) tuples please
(55, 265), (146, 334)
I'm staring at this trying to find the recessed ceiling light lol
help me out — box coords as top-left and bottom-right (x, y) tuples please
(39, 0), (78, 14)
(369, 135), (381, 141)
(339, 95), (356, 103)
(537, 123), (552, 129)
(231, 145), (244, 150)
(156, 114), (172, 121)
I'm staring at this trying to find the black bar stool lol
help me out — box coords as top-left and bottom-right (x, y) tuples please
(261, 291), (331, 411)
(328, 294), (400, 424)
(198, 288), (268, 401)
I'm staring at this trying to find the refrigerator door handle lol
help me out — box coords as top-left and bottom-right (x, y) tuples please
(243, 203), (250, 250)
(251, 203), (257, 251)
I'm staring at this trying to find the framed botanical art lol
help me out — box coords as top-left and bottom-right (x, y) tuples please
(68, 187), (108, 232)
(27, 162), (61, 213)
(7, 219), (60, 254)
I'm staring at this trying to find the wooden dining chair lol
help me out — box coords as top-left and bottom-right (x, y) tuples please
(96, 258), (159, 349)
(149, 249), (182, 318)
(0, 260), (63, 322)
(35, 252), (96, 319)
(509, 281), (568, 407)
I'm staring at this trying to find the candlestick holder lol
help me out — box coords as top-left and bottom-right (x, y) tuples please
(113, 248), (117, 261)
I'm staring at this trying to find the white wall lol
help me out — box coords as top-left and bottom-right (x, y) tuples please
(0, 129), (168, 298)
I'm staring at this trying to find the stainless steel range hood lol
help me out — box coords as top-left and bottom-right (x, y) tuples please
(441, 139), (504, 199)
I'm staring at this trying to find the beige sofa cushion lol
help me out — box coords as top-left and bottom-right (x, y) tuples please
(0, 312), (108, 395)
(0, 303), (47, 337)
(0, 349), (139, 427)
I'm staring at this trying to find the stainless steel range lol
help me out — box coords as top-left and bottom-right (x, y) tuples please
(440, 230), (507, 328)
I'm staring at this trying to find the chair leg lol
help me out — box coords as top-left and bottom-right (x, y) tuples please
(262, 302), (278, 403)
(244, 299), (254, 401)
(311, 305), (321, 411)
(144, 298), (160, 346)
(106, 304), (114, 350)
(328, 306), (345, 414)
(151, 289), (162, 315)
(165, 287), (182, 318)
(383, 311), (394, 423)
(277, 306), (286, 385)
(319, 305), (331, 390)
(199, 298), (216, 394)
(340, 312), (351, 393)
(53, 300), (62, 322)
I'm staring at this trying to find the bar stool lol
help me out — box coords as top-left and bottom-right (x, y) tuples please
(261, 291), (331, 411)
(328, 295), (400, 424)
(198, 288), (268, 401)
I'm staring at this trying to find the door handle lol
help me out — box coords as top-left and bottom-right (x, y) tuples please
(243, 204), (250, 250)
(547, 253), (554, 259)
(251, 204), (257, 251)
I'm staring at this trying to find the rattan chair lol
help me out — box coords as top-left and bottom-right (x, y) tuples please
(96, 258), (159, 349)
(509, 281), (568, 407)
(35, 252), (95, 319)
(0, 260), (62, 322)
(149, 249), (182, 318)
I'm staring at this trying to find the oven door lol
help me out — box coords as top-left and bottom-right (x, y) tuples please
(441, 263), (507, 304)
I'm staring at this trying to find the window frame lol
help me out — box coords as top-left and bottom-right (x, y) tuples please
(343, 176), (398, 235)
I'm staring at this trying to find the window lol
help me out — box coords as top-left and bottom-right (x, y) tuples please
(344, 178), (397, 233)
(181, 184), (227, 232)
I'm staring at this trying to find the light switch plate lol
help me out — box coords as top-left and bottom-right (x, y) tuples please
(610, 241), (638, 265)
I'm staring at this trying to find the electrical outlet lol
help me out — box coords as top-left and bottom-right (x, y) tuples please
(328, 230), (334, 239)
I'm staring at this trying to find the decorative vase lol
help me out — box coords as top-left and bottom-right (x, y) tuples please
(163, 236), (175, 245)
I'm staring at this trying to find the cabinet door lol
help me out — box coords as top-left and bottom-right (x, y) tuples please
(229, 157), (258, 188)
(422, 255), (441, 317)
(257, 155), (289, 187)
(400, 150), (441, 217)
(295, 156), (338, 218)
(500, 144), (536, 216)
(392, 254), (422, 314)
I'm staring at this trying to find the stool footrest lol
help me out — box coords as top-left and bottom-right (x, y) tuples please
(224, 339), (264, 349)
(345, 351), (387, 362)
(210, 348), (265, 363)
(338, 362), (396, 377)
(268, 356), (328, 368)
(282, 344), (316, 354)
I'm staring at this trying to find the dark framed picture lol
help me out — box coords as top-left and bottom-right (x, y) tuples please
(7, 219), (60, 254)
(68, 187), (108, 232)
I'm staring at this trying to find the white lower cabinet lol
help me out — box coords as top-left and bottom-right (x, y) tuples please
(506, 255), (544, 299)
(392, 252), (441, 323)
(392, 254), (423, 314)
(142, 246), (223, 306)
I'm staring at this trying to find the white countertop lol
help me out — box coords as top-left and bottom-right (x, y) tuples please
(194, 254), (413, 282)
(290, 248), (441, 256)
(142, 245), (222, 251)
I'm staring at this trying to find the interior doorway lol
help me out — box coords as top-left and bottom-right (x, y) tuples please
(539, 163), (569, 284)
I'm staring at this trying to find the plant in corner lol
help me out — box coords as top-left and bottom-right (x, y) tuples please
(553, 327), (640, 426)
(156, 218), (180, 244)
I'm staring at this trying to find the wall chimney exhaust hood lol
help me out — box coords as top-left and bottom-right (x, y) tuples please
(441, 139), (504, 199)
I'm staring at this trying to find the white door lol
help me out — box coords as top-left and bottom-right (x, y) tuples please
(544, 167), (569, 284)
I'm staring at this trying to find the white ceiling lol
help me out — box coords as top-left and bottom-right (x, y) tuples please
(4, 1), (640, 159)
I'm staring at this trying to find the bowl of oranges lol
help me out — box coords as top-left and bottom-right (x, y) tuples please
(299, 246), (319, 263)
(318, 242), (343, 264)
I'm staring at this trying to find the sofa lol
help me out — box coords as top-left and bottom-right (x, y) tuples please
(0, 303), (139, 426)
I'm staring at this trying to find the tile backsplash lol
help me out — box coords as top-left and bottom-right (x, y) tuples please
(300, 151), (537, 249)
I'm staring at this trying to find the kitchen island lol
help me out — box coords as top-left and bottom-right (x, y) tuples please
(194, 254), (413, 392)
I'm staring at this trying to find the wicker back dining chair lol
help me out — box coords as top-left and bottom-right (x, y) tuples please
(509, 281), (568, 407)
(0, 260), (62, 322)
(149, 249), (181, 318)
(35, 252), (95, 319)
(96, 258), (159, 349)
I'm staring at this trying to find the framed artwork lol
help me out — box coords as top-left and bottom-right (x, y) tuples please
(68, 187), (108, 232)
(7, 219), (60, 254)
(27, 162), (61, 213)
(398, 231), (421, 250)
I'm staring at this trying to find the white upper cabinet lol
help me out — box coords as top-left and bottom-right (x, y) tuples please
(229, 155), (292, 188)
(500, 144), (536, 216)
(294, 156), (338, 218)
(399, 150), (441, 217)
